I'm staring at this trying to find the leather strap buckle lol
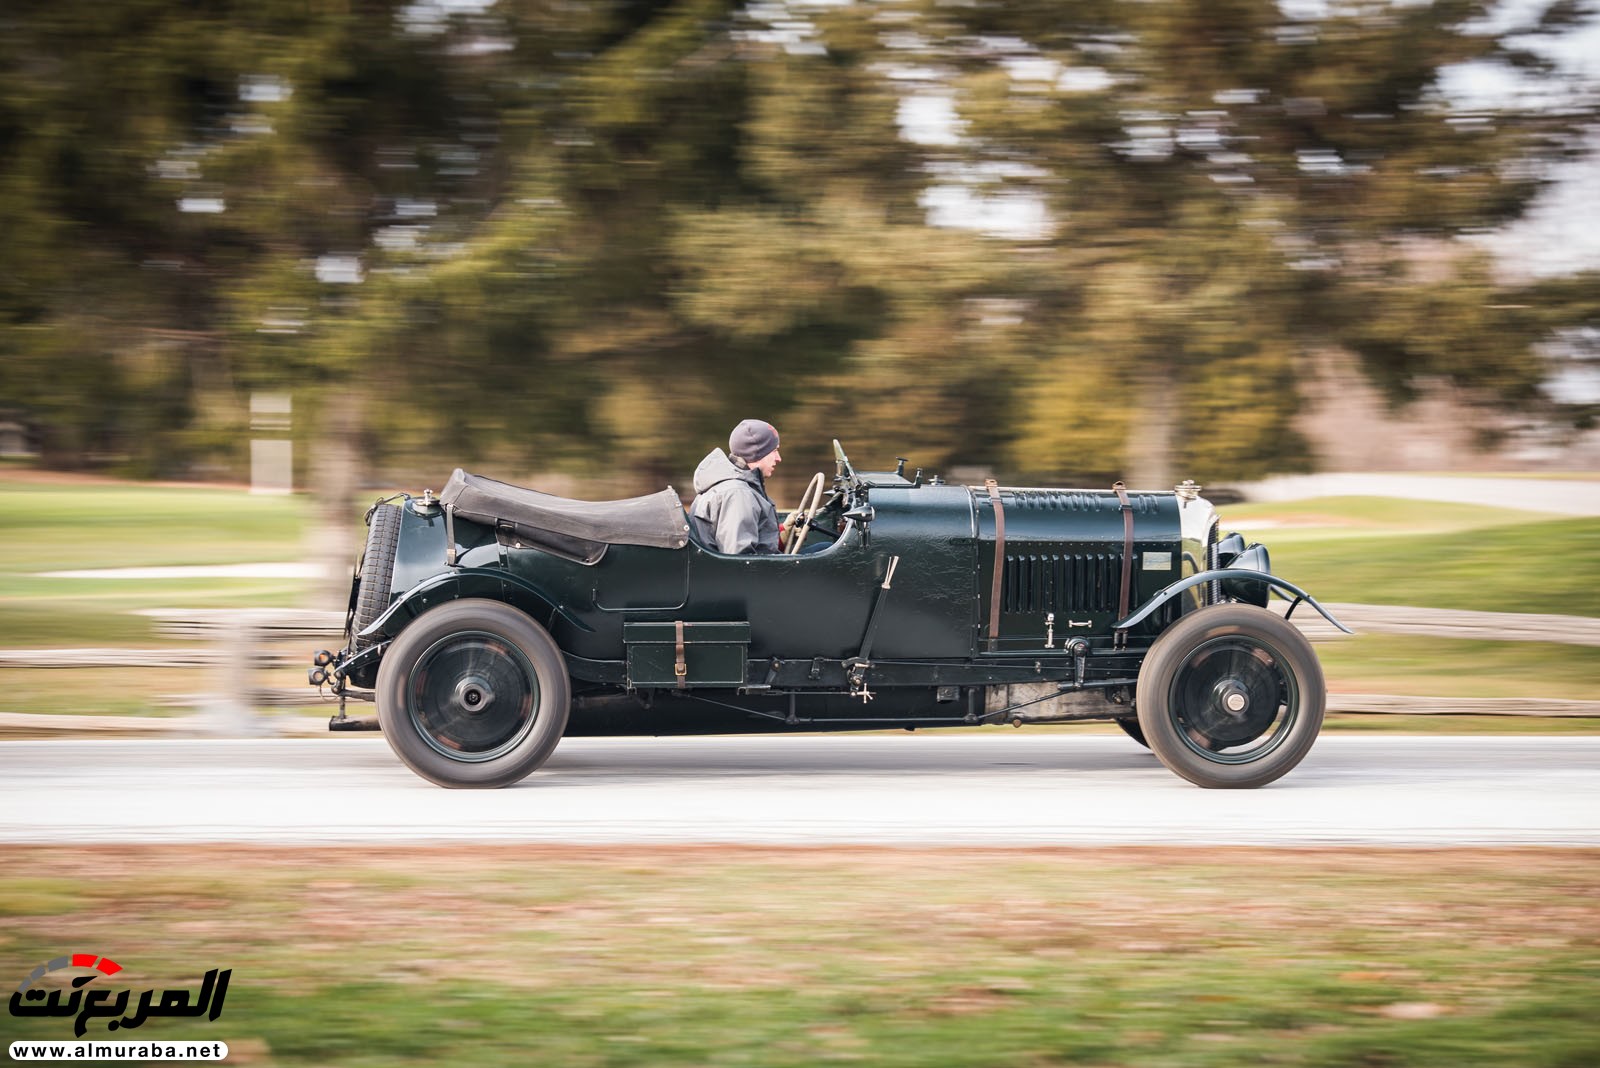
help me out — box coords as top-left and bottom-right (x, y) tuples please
(673, 620), (688, 688)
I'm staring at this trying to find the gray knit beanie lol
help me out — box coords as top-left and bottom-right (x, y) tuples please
(729, 419), (780, 463)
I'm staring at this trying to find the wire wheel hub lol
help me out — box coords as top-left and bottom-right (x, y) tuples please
(454, 675), (495, 713)
(1170, 635), (1295, 758)
(407, 632), (538, 762)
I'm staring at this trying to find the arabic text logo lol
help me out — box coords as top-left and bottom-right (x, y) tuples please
(9, 953), (230, 1038)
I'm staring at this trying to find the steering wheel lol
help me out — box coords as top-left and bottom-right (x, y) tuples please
(783, 473), (828, 554)
(780, 441), (860, 554)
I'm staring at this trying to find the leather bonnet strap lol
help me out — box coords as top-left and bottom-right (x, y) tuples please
(1113, 481), (1133, 649)
(986, 479), (1005, 652)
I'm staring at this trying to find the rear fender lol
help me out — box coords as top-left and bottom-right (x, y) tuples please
(357, 567), (593, 643)
(1116, 569), (1352, 634)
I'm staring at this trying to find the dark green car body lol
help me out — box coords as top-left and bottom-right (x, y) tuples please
(316, 445), (1347, 788)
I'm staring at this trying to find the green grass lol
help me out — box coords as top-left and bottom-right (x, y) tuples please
(0, 877), (85, 917)
(0, 667), (202, 717)
(0, 477), (315, 646)
(1223, 495), (1561, 538)
(1319, 635), (1600, 700)
(0, 480), (309, 571)
(1272, 517), (1600, 616)
(1, 846), (1596, 1067)
(1218, 497), (1600, 616)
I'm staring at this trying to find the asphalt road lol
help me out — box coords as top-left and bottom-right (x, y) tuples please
(3, 734), (1596, 847)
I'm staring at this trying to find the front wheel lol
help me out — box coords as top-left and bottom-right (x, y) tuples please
(1135, 604), (1324, 789)
(376, 599), (570, 788)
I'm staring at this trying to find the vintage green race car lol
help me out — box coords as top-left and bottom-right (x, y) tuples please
(310, 441), (1348, 789)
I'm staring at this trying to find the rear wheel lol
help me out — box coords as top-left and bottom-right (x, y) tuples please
(377, 599), (570, 788)
(1135, 604), (1324, 788)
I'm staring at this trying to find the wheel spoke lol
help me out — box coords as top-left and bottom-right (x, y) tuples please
(1167, 633), (1299, 764)
(407, 631), (540, 763)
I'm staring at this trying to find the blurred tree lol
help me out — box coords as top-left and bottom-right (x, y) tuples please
(912, 0), (1599, 483)
(364, 0), (1015, 493)
(0, 0), (523, 474)
(0, 0), (1595, 496)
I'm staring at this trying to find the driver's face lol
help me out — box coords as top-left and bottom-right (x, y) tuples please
(751, 448), (780, 479)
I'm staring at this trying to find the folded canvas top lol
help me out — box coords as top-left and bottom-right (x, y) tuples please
(439, 469), (690, 553)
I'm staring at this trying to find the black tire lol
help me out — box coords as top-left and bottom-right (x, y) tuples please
(352, 502), (404, 647)
(1114, 717), (1150, 749)
(1135, 604), (1324, 789)
(376, 599), (571, 788)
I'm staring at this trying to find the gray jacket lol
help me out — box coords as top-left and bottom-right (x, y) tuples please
(690, 449), (780, 555)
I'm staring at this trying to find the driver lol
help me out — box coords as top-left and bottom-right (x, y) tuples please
(690, 419), (782, 555)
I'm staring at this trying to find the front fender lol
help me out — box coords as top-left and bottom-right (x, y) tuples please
(357, 567), (594, 643)
(1116, 569), (1352, 634)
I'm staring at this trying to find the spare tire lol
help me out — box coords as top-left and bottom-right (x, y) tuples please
(352, 501), (404, 647)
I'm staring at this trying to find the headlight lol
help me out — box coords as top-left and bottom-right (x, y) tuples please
(1222, 543), (1271, 607)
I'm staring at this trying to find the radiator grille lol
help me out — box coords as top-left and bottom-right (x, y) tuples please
(1001, 552), (1123, 614)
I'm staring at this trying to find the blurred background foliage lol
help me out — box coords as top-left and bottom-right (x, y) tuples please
(1, 0), (1597, 497)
